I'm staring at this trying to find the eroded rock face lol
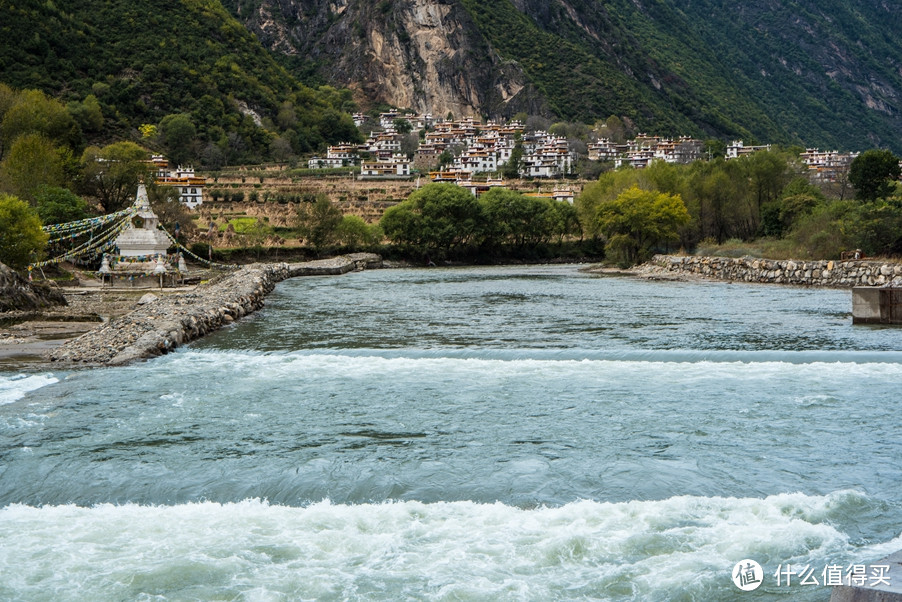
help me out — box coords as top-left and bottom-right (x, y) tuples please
(226, 0), (547, 118)
(0, 263), (67, 312)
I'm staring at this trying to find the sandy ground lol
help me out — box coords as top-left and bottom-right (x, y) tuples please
(0, 285), (196, 369)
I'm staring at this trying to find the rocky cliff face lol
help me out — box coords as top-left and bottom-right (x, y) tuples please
(225, 0), (547, 118)
(225, 0), (902, 151)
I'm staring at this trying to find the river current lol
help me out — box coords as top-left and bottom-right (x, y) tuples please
(2, 265), (901, 600)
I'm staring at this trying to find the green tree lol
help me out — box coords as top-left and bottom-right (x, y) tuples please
(759, 177), (825, 238)
(501, 137), (524, 179)
(596, 186), (691, 265)
(335, 214), (380, 248)
(269, 136), (294, 163)
(0, 83), (17, 126)
(547, 200), (581, 244)
(66, 95), (104, 133)
(296, 195), (343, 251)
(276, 101), (297, 130)
(789, 201), (857, 259)
(79, 142), (150, 213)
(393, 117), (413, 135)
(849, 149), (902, 201)
(843, 199), (902, 257)
(318, 109), (362, 144)
(576, 169), (644, 238)
(241, 219), (275, 250)
(0, 89), (81, 159)
(159, 114), (197, 166)
(381, 183), (482, 255)
(147, 183), (196, 238)
(0, 194), (47, 269)
(34, 187), (90, 225)
(745, 150), (791, 215)
(479, 188), (554, 248)
(704, 139), (726, 160)
(0, 134), (66, 202)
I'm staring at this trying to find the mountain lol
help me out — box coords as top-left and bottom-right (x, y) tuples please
(223, 0), (902, 152)
(221, 0), (551, 120)
(0, 0), (360, 162)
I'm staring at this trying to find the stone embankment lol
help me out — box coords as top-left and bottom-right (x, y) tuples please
(49, 253), (381, 366)
(640, 255), (902, 287)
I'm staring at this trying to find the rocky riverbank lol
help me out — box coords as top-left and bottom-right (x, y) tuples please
(635, 255), (902, 287)
(47, 253), (381, 366)
(0, 262), (67, 312)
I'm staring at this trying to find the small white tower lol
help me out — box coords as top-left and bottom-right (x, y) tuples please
(115, 184), (171, 257)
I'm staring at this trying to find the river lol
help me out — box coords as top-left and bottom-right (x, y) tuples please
(2, 265), (901, 600)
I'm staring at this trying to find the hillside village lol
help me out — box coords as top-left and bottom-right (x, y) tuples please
(177, 112), (867, 219)
(304, 112), (862, 191)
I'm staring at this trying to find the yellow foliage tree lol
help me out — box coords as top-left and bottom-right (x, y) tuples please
(596, 186), (691, 265)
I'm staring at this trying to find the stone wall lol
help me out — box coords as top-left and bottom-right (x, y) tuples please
(49, 254), (382, 366)
(645, 255), (902, 288)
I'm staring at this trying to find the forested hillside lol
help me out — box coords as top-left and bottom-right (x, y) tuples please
(670, 0), (902, 151)
(0, 0), (361, 164)
(226, 0), (902, 153)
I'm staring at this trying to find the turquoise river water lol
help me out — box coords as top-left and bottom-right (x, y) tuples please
(1, 265), (901, 601)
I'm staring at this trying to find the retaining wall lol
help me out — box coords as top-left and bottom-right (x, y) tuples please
(647, 255), (902, 288)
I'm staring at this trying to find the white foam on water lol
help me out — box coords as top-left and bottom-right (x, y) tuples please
(168, 348), (902, 373)
(179, 347), (902, 365)
(151, 350), (902, 395)
(0, 373), (59, 405)
(0, 491), (886, 600)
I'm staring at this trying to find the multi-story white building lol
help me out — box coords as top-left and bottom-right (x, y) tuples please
(800, 148), (859, 182)
(587, 139), (622, 162)
(362, 129), (402, 159)
(307, 143), (360, 169)
(614, 150), (655, 169)
(520, 134), (573, 178)
(359, 154), (412, 179)
(726, 140), (771, 159)
(379, 111), (401, 129)
(152, 155), (206, 209)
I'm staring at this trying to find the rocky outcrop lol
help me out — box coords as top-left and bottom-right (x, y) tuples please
(225, 0), (547, 118)
(641, 255), (902, 288)
(49, 254), (382, 366)
(0, 263), (67, 312)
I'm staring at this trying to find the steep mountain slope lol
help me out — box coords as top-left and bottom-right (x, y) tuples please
(226, 0), (901, 152)
(671, 0), (901, 150)
(222, 0), (551, 120)
(0, 0), (359, 160)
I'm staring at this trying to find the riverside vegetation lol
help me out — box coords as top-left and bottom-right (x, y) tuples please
(1, 81), (901, 270)
(365, 146), (901, 265)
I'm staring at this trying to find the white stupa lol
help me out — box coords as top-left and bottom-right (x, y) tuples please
(115, 184), (171, 257)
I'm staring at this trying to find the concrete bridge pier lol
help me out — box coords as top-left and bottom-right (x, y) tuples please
(852, 287), (902, 325)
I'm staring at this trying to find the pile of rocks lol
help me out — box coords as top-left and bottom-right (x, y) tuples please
(0, 262), (67, 312)
(49, 254), (382, 366)
(49, 263), (288, 365)
(643, 255), (902, 287)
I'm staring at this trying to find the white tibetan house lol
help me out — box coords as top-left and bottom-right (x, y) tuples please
(115, 184), (171, 257)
